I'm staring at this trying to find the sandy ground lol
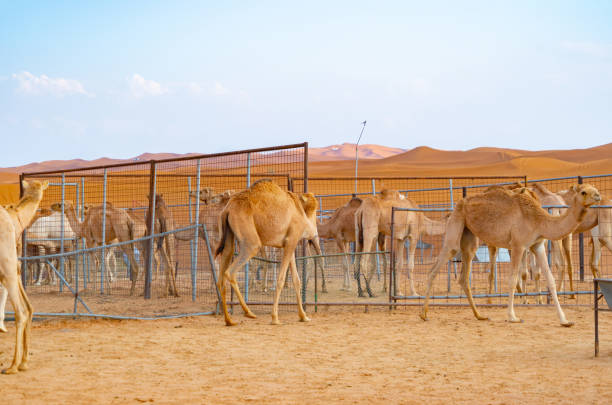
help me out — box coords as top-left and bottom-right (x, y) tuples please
(1, 306), (611, 404)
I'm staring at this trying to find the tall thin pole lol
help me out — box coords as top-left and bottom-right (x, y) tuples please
(354, 120), (367, 194)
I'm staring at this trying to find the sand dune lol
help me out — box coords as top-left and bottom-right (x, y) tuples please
(1, 142), (611, 204)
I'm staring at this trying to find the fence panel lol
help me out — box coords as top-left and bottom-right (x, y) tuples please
(19, 143), (307, 318)
(296, 176), (526, 307)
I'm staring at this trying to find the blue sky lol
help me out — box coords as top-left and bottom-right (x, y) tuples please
(1, 1), (611, 166)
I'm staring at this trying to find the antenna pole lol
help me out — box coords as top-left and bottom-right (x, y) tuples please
(355, 120), (367, 194)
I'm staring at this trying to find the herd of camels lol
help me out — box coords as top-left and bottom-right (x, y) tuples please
(0, 177), (610, 373)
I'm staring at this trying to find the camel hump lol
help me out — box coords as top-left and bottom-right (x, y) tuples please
(347, 197), (362, 208)
(379, 189), (401, 200)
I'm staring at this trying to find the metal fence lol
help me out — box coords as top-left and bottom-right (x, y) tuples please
(14, 162), (612, 318)
(388, 174), (612, 309)
(18, 143), (307, 319)
(295, 176), (527, 307)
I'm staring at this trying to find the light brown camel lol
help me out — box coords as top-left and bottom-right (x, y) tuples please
(0, 179), (48, 374)
(145, 194), (178, 296)
(419, 184), (601, 327)
(317, 197), (386, 292)
(0, 207), (53, 333)
(214, 179), (322, 326)
(354, 189), (446, 298)
(556, 186), (612, 285)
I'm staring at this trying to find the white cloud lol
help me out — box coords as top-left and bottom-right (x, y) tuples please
(128, 74), (167, 97)
(12, 71), (93, 97)
(212, 81), (229, 96)
(562, 41), (610, 58)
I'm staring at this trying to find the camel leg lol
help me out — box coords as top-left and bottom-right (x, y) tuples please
(561, 234), (573, 287)
(406, 235), (418, 296)
(0, 254), (32, 374)
(339, 241), (351, 291)
(160, 238), (178, 297)
(506, 246), (525, 323)
(355, 235), (374, 298)
(310, 238), (327, 293)
(271, 248), (295, 325)
(34, 246), (46, 285)
(378, 234), (387, 293)
(289, 254), (310, 322)
(458, 229), (488, 321)
(125, 244), (143, 296)
(486, 246), (497, 304)
(216, 233), (237, 326)
(223, 245), (258, 321)
(551, 240), (569, 300)
(532, 243), (573, 327)
(0, 285), (7, 333)
(420, 213), (464, 321)
(363, 238), (379, 297)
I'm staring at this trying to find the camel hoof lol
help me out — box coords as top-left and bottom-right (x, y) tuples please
(224, 319), (238, 326)
(270, 319), (281, 325)
(477, 316), (490, 321)
(419, 313), (428, 321)
(0, 325), (7, 333)
(245, 312), (257, 319)
(18, 363), (28, 372)
(561, 321), (574, 328)
(1, 367), (18, 375)
(300, 316), (311, 323)
(508, 318), (523, 324)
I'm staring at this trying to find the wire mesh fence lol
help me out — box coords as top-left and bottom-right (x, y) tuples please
(296, 176), (527, 307)
(18, 143), (307, 318)
(14, 162), (612, 319)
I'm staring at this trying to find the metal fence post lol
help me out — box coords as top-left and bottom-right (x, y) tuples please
(192, 160), (201, 302)
(59, 173), (66, 293)
(389, 207), (396, 307)
(144, 162), (157, 299)
(578, 176), (585, 282)
(302, 144), (308, 306)
(101, 169), (108, 294)
(19, 174), (27, 289)
(245, 153), (251, 301)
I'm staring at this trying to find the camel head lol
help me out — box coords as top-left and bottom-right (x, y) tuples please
(51, 200), (74, 212)
(190, 187), (217, 205)
(21, 179), (49, 200)
(379, 189), (403, 201)
(298, 192), (319, 240)
(567, 184), (601, 208)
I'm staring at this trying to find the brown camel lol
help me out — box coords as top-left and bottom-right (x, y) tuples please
(0, 179), (48, 374)
(419, 184), (601, 326)
(317, 197), (386, 292)
(214, 179), (322, 325)
(354, 189), (446, 298)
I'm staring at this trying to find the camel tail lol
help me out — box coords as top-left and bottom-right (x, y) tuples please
(355, 209), (364, 253)
(215, 210), (232, 259)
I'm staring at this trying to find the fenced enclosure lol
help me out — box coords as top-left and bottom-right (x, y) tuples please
(17, 143), (307, 318)
(13, 156), (612, 319)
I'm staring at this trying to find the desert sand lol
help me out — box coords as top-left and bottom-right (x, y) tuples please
(1, 306), (611, 404)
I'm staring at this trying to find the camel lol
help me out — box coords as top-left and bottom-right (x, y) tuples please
(25, 210), (77, 286)
(145, 194), (178, 297)
(0, 207), (54, 333)
(214, 179), (322, 326)
(52, 201), (154, 296)
(419, 184), (601, 327)
(0, 179), (48, 374)
(317, 197), (386, 292)
(354, 189), (446, 298)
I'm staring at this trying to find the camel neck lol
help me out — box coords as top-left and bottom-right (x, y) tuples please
(538, 198), (587, 241)
(62, 205), (85, 237)
(12, 196), (40, 235)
